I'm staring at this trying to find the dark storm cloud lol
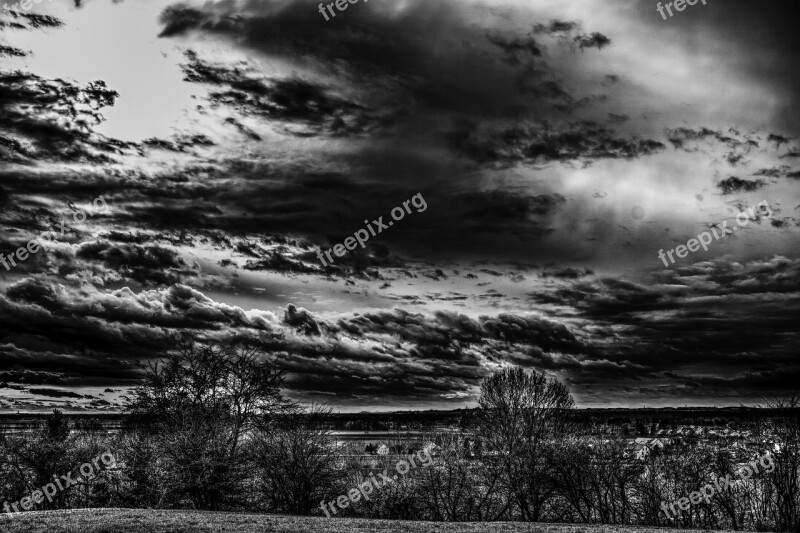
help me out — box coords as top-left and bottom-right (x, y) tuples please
(529, 256), (800, 396)
(533, 20), (580, 34)
(716, 176), (766, 195)
(0, 190), (203, 285)
(2, 11), (63, 29)
(142, 134), (215, 153)
(531, 18), (611, 51)
(539, 267), (594, 279)
(0, 45), (26, 57)
(243, 250), (324, 276)
(0, 19), (26, 30)
(0, 370), (64, 385)
(160, 1), (500, 92)
(573, 32), (611, 51)
(0, 280), (280, 387)
(157, 5), (207, 38)
(20, 156), (566, 267)
(1, 256), (796, 404)
(449, 122), (665, 166)
(0, 278), (601, 404)
(665, 127), (757, 149)
(0, 16), (130, 169)
(27, 388), (88, 399)
(102, 0), (639, 267)
(486, 34), (543, 58)
(768, 134), (792, 147)
(1, 0), (798, 411)
(155, 0), (616, 121)
(338, 308), (587, 357)
(178, 52), (387, 137)
(666, 127), (763, 167)
(283, 304), (321, 336)
(0, 71), (121, 163)
(753, 166), (795, 178)
(16, 12), (62, 28)
(1, 280), (219, 351)
(76, 241), (195, 285)
(0, 342), (142, 386)
(283, 366), (478, 404)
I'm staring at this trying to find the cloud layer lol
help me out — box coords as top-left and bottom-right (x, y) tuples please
(0, 0), (798, 410)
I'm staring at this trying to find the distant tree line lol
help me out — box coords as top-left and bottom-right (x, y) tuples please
(1, 337), (798, 531)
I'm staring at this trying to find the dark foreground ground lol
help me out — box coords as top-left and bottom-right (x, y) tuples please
(0, 509), (758, 533)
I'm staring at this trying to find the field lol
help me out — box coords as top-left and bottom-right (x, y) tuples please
(0, 509), (752, 533)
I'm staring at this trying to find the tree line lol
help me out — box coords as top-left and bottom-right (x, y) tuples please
(1, 337), (798, 530)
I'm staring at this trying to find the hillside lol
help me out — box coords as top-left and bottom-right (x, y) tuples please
(0, 509), (760, 533)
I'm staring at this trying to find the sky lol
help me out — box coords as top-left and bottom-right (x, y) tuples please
(0, 0), (798, 412)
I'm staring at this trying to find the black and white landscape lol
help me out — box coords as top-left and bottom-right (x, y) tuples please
(0, 0), (799, 531)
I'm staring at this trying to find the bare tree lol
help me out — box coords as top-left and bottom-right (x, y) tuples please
(477, 366), (574, 521)
(115, 427), (168, 508)
(127, 335), (287, 509)
(250, 403), (343, 514)
(3, 410), (75, 510)
(417, 431), (508, 521)
(764, 394), (800, 532)
(551, 436), (643, 524)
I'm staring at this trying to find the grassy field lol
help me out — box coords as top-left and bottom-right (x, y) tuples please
(0, 509), (752, 533)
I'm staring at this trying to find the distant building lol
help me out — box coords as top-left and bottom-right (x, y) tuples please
(629, 437), (670, 461)
(377, 444), (389, 455)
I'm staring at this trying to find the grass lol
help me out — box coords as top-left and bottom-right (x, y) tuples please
(0, 509), (753, 533)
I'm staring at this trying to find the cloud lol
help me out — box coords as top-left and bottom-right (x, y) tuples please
(0, 45), (27, 57)
(574, 32), (612, 51)
(716, 176), (766, 195)
(666, 127), (761, 166)
(283, 304), (321, 336)
(0, 71), (121, 163)
(0, 277), (601, 406)
(27, 388), (88, 399)
(0, 370), (65, 386)
(529, 256), (800, 399)
(0, 0), (798, 410)
(449, 122), (665, 166)
(76, 241), (194, 286)
(177, 51), (387, 137)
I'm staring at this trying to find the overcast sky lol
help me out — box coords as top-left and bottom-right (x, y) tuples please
(1, 0), (798, 412)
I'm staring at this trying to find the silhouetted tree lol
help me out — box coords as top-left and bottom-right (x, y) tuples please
(765, 394), (800, 532)
(477, 366), (574, 521)
(3, 409), (75, 510)
(127, 335), (287, 509)
(250, 403), (342, 514)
